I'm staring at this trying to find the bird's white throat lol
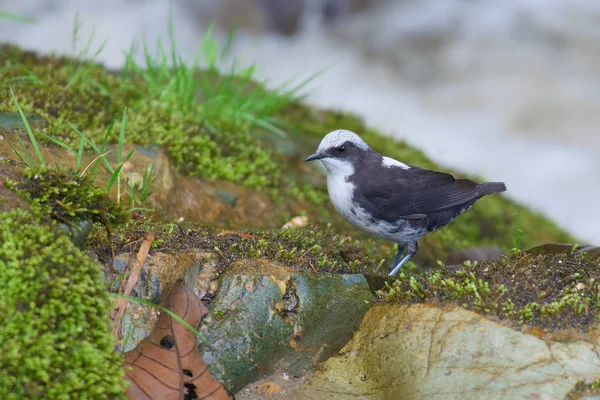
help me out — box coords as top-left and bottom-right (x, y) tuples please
(321, 158), (357, 221)
(320, 158), (354, 178)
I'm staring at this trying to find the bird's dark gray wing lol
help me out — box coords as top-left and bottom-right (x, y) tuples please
(352, 165), (482, 221)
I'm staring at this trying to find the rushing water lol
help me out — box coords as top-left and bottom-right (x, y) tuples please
(1, 0), (599, 243)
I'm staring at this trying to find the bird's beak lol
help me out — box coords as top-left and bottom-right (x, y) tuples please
(304, 153), (324, 162)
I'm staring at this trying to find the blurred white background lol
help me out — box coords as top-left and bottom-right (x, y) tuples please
(1, 0), (599, 243)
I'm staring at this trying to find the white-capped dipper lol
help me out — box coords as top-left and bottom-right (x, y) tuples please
(304, 129), (507, 276)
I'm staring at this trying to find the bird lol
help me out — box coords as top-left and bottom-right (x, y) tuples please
(304, 129), (507, 276)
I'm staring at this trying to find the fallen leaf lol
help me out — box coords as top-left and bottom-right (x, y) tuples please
(123, 280), (230, 400)
(254, 382), (281, 395)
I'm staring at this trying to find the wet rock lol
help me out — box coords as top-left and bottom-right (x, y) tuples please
(294, 303), (600, 399)
(58, 219), (93, 247)
(0, 110), (46, 131)
(215, 189), (238, 207)
(197, 259), (375, 393)
(109, 252), (162, 305)
(105, 249), (375, 393)
(116, 301), (158, 353)
(163, 176), (278, 227)
(110, 250), (220, 352)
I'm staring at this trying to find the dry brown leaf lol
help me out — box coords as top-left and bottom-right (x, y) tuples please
(123, 280), (230, 400)
(254, 382), (281, 395)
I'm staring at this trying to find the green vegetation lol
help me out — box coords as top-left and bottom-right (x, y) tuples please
(5, 166), (129, 233)
(568, 380), (600, 400)
(3, 89), (154, 213)
(0, 207), (127, 399)
(377, 250), (600, 331)
(0, 35), (575, 267)
(0, 13), (317, 192)
(88, 219), (391, 275)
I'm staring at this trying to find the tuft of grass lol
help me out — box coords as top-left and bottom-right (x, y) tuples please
(120, 17), (319, 139)
(65, 12), (110, 95)
(0, 11), (323, 192)
(5, 89), (155, 212)
(509, 212), (524, 256)
(127, 163), (157, 212)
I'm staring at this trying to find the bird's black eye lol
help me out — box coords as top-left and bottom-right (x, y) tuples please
(337, 145), (346, 152)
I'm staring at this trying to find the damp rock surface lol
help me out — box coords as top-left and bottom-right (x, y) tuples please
(294, 303), (600, 400)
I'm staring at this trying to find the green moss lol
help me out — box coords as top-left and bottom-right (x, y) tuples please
(567, 380), (600, 399)
(87, 219), (391, 275)
(0, 207), (127, 399)
(5, 166), (129, 232)
(0, 45), (288, 191)
(376, 250), (600, 331)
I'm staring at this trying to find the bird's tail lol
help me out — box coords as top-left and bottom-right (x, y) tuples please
(477, 182), (507, 195)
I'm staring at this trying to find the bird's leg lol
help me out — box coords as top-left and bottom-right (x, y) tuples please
(388, 243), (419, 276)
(392, 244), (405, 267)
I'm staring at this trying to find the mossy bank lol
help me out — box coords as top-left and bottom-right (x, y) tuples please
(0, 207), (127, 399)
(377, 248), (600, 332)
(0, 43), (575, 271)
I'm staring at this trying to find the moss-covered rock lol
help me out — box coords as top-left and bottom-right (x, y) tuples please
(6, 166), (129, 230)
(376, 249), (600, 331)
(0, 208), (127, 399)
(88, 218), (389, 275)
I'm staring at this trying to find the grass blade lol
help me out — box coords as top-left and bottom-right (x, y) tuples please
(4, 136), (31, 168)
(76, 133), (86, 170)
(10, 87), (45, 166)
(109, 293), (208, 343)
(106, 149), (134, 194)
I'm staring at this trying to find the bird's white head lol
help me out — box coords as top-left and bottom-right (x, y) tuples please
(304, 129), (371, 176)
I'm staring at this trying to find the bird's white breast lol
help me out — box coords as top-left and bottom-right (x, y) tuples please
(322, 159), (357, 222)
